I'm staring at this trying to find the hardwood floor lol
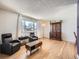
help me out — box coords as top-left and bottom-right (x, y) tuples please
(0, 39), (76, 59)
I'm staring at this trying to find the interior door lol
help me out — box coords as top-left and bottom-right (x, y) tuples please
(50, 22), (62, 40)
(56, 23), (61, 40)
(52, 24), (56, 38)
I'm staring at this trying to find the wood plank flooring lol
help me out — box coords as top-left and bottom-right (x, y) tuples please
(0, 39), (76, 59)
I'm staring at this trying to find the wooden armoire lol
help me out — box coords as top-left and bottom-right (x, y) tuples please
(50, 21), (62, 41)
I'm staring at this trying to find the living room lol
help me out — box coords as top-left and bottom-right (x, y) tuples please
(0, 0), (77, 59)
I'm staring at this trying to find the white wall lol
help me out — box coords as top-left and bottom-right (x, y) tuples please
(42, 21), (50, 39)
(0, 9), (18, 43)
(36, 20), (50, 39)
(37, 4), (77, 43)
(51, 4), (77, 43)
(36, 21), (43, 38)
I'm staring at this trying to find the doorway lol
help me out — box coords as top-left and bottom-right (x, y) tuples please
(50, 21), (62, 40)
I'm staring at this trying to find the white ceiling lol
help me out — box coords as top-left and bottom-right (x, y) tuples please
(0, 0), (77, 19)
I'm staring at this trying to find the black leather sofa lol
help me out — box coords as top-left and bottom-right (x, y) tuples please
(1, 33), (20, 55)
(19, 36), (29, 41)
(18, 36), (29, 45)
(29, 32), (38, 42)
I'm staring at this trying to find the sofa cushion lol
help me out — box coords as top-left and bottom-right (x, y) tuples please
(9, 42), (19, 47)
(20, 39), (29, 44)
(4, 38), (12, 43)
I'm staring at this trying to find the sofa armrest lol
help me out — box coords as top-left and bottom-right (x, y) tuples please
(19, 36), (29, 40)
(10, 40), (20, 43)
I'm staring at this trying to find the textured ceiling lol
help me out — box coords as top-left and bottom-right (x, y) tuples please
(0, 0), (77, 19)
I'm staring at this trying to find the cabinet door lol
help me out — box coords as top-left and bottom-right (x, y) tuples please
(56, 23), (61, 40)
(52, 24), (56, 38)
(50, 22), (61, 40)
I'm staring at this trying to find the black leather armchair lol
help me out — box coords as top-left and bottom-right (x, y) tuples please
(29, 32), (38, 42)
(1, 33), (20, 55)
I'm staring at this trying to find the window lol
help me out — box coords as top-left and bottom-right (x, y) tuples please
(23, 20), (37, 31)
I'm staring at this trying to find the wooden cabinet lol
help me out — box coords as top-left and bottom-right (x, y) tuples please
(50, 22), (62, 40)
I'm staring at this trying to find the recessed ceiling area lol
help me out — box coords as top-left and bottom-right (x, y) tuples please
(0, 0), (77, 19)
